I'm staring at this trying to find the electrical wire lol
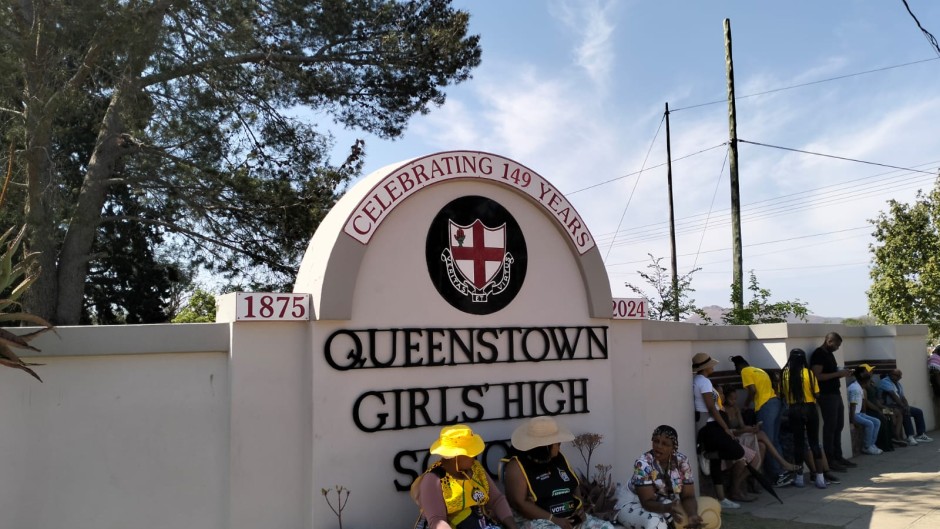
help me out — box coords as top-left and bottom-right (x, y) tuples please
(901, 0), (940, 58)
(607, 226), (871, 267)
(739, 139), (939, 175)
(567, 142), (726, 195)
(605, 113), (665, 261)
(691, 146), (728, 270)
(592, 163), (938, 247)
(670, 56), (940, 112)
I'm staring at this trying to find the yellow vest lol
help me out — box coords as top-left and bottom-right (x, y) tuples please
(425, 460), (490, 526)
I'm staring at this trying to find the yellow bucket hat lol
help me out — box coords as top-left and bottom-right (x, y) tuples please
(429, 424), (485, 458)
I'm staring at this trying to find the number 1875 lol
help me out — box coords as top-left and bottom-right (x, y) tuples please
(240, 293), (309, 320)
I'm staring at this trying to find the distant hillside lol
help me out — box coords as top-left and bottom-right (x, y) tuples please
(683, 305), (862, 325)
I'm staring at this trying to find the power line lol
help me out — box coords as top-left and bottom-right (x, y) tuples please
(901, 0), (940, 58)
(597, 163), (936, 246)
(687, 261), (870, 275)
(566, 143), (726, 195)
(739, 139), (939, 175)
(607, 226), (870, 267)
(692, 147), (728, 270)
(670, 56), (940, 112)
(592, 162), (938, 247)
(694, 231), (870, 267)
(605, 114), (664, 261)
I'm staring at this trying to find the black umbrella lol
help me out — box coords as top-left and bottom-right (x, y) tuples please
(747, 465), (784, 504)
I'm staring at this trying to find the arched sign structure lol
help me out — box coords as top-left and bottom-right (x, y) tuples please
(295, 150), (612, 319)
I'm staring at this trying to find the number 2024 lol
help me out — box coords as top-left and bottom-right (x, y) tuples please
(613, 299), (645, 318)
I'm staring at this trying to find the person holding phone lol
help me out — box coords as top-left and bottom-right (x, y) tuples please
(810, 332), (856, 471)
(503, 417), (614, 529)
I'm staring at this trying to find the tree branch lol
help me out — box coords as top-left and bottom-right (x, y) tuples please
(99, 215), (294, 274)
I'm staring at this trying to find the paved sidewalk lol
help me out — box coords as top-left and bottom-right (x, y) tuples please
(728, 430), (940, 528)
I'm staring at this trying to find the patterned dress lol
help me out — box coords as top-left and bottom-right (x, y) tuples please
(619, 451), (693, 529)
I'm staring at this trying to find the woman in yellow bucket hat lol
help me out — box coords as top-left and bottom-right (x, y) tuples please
(412, 424), (519, 529)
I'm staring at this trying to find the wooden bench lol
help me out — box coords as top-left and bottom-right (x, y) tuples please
(844, 359), (897, 377)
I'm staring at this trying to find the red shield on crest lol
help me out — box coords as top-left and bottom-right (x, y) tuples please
(449, 219), (507, 289)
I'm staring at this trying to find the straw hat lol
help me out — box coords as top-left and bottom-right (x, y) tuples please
(511, 416), (575, 451)
(692, 352), (719, 373)
(429, 424), (485, 458)
(696, 496), (723, 528)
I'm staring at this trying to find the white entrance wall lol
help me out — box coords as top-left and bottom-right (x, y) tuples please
(9, 320), (932, 529)
(2, 151), (933, 529)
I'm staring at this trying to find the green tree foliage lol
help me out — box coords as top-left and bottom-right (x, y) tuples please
(868, 185), (940, 340)
(1, 0), (481, 324)
(841, 316), (875, 326)
(172, 288), (217, 323)
(625, 254), (710, 322)
(721, 271), (809, 325)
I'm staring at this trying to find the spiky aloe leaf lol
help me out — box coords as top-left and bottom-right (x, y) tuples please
(0, 225), (48, 382)
(0, 312), (53, 326)
(0, 226), (27, 285)
(0, 226), (16, 249)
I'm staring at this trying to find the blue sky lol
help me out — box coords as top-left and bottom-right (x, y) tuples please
(327, 0), (940, 318)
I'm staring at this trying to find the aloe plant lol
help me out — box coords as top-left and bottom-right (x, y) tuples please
(0, 226), (53, 382)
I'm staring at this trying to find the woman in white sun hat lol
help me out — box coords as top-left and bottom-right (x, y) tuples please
(503, 416), (614, 529)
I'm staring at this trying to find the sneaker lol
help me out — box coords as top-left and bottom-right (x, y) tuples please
(829, 461), (848, 472)
(823, 472), (842, 484)
(837, 457), (858, 468)
(793, 474), (805, 488)
(815, 474), (827, 489)
(907, 436), (919, 446)
(720, 498), (741, 510)
(862, 445), (882, 455)
(915, 434), (934, 443)
(774, 472), (795, 487)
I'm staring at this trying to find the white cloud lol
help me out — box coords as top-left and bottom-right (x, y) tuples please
(549, 0), (618, 88)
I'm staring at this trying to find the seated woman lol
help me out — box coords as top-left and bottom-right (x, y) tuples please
(412, 424), (519, 529)
(503, 416), (614, 529)
(721, 385), (801, 476)
(618, 425), (720, 529)
(692, 353), (756, 507)
(865, 374), (906, 446)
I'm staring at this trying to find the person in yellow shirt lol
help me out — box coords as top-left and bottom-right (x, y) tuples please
(730, 356), (792, 487)
(779, 349), (825, 489)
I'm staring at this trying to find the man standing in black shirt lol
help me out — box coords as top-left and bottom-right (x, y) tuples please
(811, 332), (856, 471)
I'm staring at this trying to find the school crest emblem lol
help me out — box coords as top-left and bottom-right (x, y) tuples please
(426, 196), (527, 314)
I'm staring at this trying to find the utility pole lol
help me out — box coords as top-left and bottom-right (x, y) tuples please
(724, 18), (744, 312)
(665, 103), (679, 321)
